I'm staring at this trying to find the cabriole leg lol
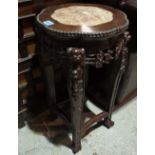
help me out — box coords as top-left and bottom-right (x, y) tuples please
(103, 32), (131, 128)
(104, 46), (129, 128)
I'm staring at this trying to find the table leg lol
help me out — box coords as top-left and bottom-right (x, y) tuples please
(67, 47), (85, 153)
(37, 28), (57, 117)
(103, 72), (122, 128)
(103, 47), (128, 128)
(44, 64), (57, 118)
(18, 89), (25, 128)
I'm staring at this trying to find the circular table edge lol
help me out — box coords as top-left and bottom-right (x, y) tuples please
(36, 3), (129, 40)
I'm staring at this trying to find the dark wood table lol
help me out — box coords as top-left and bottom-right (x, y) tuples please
(36, 3), (130, 153)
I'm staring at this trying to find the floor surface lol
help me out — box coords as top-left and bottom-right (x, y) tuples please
(19, 98), (137, 155)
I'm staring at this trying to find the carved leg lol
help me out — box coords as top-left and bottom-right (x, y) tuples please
(103, 32), (131, 128)
(67, 48), (85, 153)
(103, 47), (128, 128)
(103, 72), (121, 128)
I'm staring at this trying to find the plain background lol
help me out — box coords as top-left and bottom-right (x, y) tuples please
(0, 0), (155, 155)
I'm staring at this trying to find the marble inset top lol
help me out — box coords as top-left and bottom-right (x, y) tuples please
(51, 6), (113, 26)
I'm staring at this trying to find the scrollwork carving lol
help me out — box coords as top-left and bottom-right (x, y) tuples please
(115, 31), (131, 60)
(96, 51), (104, 68)
(67, 48), (85, 99)
(120, 47), (128, 73)
(96, 50), (114, 68)
(118, 31), (131, 72)
(67, 48), (85, 62)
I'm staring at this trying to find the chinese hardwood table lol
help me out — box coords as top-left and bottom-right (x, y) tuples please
(36, 3), (130, 153)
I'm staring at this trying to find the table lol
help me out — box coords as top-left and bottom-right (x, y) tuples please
(36, 3), (130, 153)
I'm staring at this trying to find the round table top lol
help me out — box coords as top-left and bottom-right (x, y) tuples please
(36, 3), (129, 40)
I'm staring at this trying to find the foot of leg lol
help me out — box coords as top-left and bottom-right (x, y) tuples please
(72, 143), (81, 154)
(103, 118), (114, 129)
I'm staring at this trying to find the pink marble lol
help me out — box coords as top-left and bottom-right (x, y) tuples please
(51, 6), (113, 26)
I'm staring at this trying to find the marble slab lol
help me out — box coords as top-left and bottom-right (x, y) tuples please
(51, 6), (113, 26)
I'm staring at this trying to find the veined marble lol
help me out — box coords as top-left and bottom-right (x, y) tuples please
(51, 6), (113, 26)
